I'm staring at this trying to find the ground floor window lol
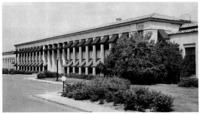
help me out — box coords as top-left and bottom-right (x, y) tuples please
(82, 67), (85, 74)
(75, 67), (79, 74)
(184, 47), (196, 75)
(88, 67), (92, 74)
(69, 67), (73, 73)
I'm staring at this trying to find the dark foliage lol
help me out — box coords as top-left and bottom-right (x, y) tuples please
(3, 68), (9, 74)
(178, 77), (198, 87)
(124, 87), (174, 112)
(37, 71), (61, 79)
(180, 56), (196, 78)
(6, 69), (37, 74)
(62, 76), (174, 112)
(97, 32), (183, 84)
(65, 73), (95, 80)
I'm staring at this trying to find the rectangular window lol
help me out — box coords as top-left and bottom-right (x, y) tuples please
(89, 46), (93, 60)
(76, 47), (79, 60)
(96, 44), (100, 59)
(82, 47), (86, 60)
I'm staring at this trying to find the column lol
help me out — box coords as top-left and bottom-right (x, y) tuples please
(42, 46), (46, 71)
(72, 47), (75, 73)
(35, 51), (38, 72)
(15, 51), (18, 70)
(26, 52), (28, 71)
(62, 44), (66, 74)
(92, 45), (96, 75)
(57, 46), (62, 74)
(39, 51), (41, 72)
(85, 46), (89, 75)
(79, 47), (82, 75)
(32, 52), (35, 71)
(52, 46), (56, 72)
(100, 44), (105, 63)
(29, 52), (31, 71)
(47, 46), (51, 72)
(67, 48), (70, 74)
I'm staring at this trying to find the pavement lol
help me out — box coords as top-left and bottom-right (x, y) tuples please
(3, 74), (80, 112)
(6, 75), (119, 112)
(33, 92), (119, 112)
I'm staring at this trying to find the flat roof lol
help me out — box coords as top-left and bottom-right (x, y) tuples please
(15, 13), (191, 47)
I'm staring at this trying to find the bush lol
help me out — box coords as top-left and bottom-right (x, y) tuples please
(97, 32), (183, 84)
(37, 72), (46, 79)
(65, 73), (95, 80)
(178, 78), (198, 87)
(3, 68), (9, 74)
(37, 71), (61, 79)
(62, 82), (84, 97)
(9, 69), (37, 74)
(180, 56), (196, 78)
(62, 77), (174, 112)
(72, 88), (90, 100)
(124, 87), (174, 112)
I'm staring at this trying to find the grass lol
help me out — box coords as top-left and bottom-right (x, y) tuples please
(131, 84), (198, 112)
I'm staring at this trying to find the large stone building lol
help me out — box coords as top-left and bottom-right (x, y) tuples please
(13, 13), (198, 76)
(3, 51), (16, 70)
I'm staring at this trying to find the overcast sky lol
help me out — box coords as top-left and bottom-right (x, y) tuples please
(2, 2), (198, 52)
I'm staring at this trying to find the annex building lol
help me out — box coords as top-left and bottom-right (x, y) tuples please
(13, 13), (198, 76)
(3, 51), (16, 70)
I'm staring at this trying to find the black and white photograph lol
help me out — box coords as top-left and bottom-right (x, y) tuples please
(2, 1), (198, 112)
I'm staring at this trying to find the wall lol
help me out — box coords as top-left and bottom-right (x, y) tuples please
(170, 32), (198, 77)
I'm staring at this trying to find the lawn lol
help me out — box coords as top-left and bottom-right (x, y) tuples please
(131, 84), (198, 112)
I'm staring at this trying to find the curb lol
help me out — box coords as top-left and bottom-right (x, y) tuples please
(33, 92), (120, 112)
(32, 95), (90, 112)
(25, 77), (62, 85)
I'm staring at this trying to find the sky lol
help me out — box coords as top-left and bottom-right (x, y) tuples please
(2, 2), (198, 52)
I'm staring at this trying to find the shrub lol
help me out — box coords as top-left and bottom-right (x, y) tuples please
(3, 68), (9, 74)
(37, 72), (46, 79)
(9, 69), (37, 74)
(65, 73), (95, 80)
(123, 87), (174, 112)
(97, 32), (183, 84)
(72, 88), (90, 100)
(62, 77), (174, 112)
(62, 82), (84, 97)
(180, 56), (196, 78)
(37, 71), (61, 79)
(178, 78), (198, 87)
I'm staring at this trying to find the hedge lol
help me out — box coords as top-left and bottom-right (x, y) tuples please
(62, 77), (174, 112)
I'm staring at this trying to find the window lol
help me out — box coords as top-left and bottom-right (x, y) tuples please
(89, 46), (93, 60)
(185, 47), (195, 61)
(96, 44), (100, 59)
(75, 47), (79, 60)
(70, 48), (73, 61)
(82, 47), (86, 60)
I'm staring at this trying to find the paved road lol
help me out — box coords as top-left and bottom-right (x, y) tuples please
(3, 74), (80, 112)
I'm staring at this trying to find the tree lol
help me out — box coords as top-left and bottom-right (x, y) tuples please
(97, 32), (183, 84)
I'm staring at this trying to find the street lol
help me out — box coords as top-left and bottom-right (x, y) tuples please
(3, 74), (80, 112)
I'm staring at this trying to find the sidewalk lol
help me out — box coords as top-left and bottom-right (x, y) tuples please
(33, 92), (120, 112)
(25, 77), (87, 85)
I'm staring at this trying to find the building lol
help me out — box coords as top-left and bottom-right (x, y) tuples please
(169, 22), (198, 76)
(14, 13), (197, 76)
(3, 51), (16, 70)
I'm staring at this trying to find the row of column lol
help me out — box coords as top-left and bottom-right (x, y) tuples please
(3, 58), (15, 69)
(16, 50), (43, 72)
(16, 33), (123, 75)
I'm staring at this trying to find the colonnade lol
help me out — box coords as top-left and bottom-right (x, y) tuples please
(16, 32), (129, 75)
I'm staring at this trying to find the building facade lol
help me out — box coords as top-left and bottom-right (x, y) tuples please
(14, 13), (198, 76)
(3, 51), (16, 70)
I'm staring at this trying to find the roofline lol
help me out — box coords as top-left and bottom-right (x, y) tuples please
(169, 30), (198, 35)
(15, 17), (190, 47)
(2, 51), (15, 55)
